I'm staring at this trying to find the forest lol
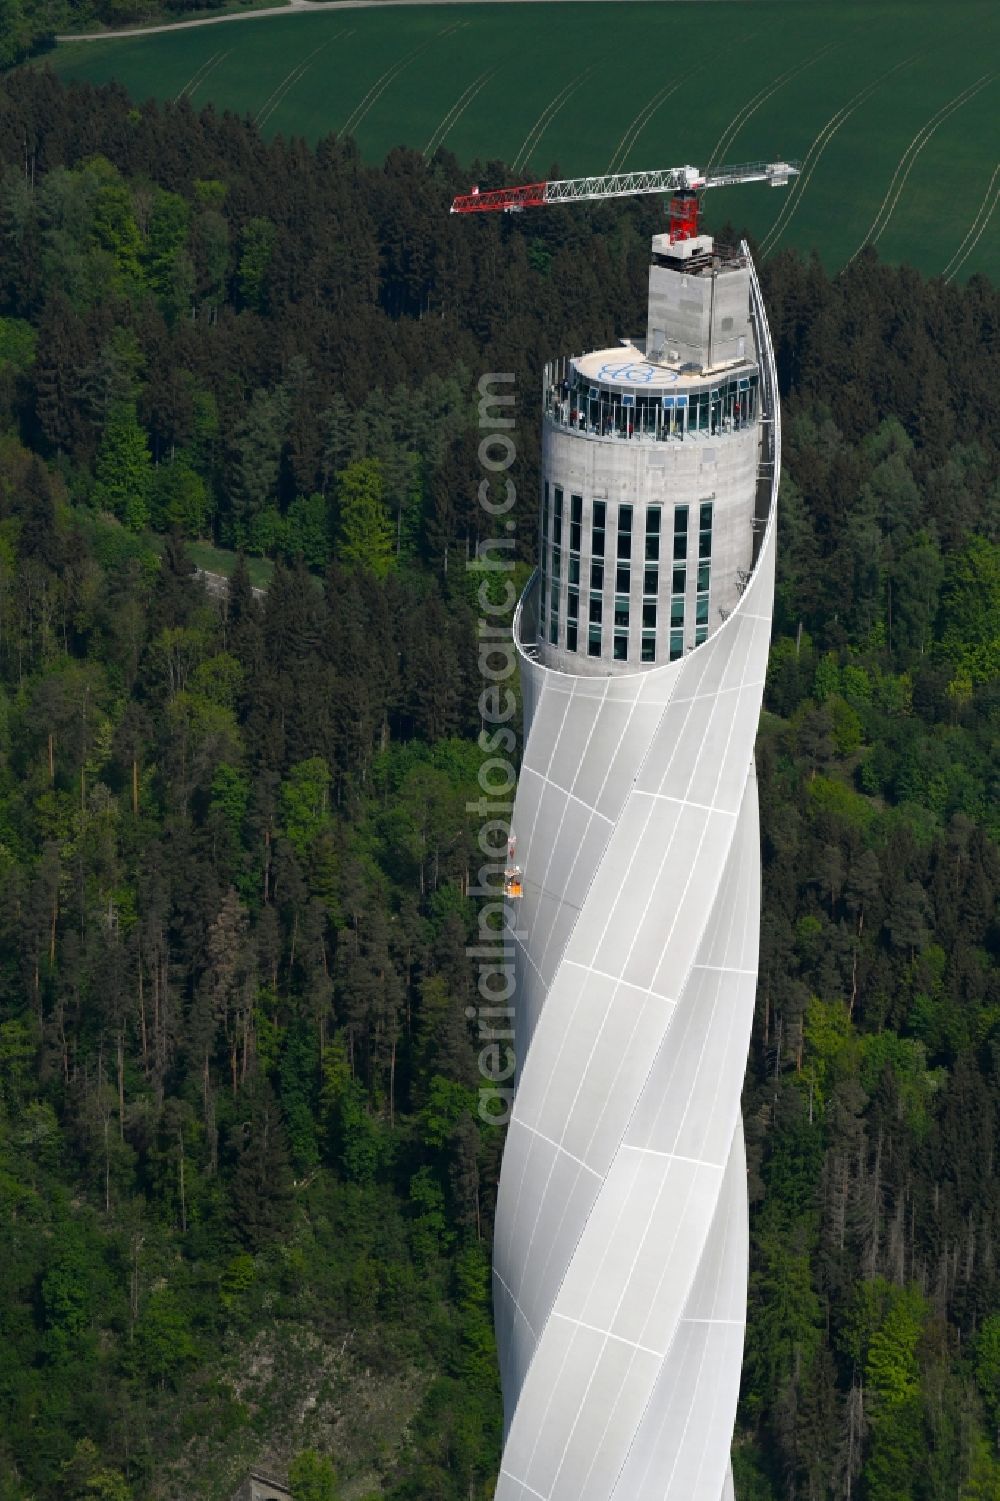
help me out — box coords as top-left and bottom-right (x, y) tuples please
(0, 62), (997, 1501)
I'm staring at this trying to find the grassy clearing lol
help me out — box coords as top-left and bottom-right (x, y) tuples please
(49, 1), (1000, 280)
(185, 538), (274, 590)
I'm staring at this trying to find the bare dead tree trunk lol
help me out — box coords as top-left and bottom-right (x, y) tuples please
(129, 1233), (143, 1344)
(178, 1128), (187, 1233)
(849, 909), (865, 1020)
(104, 1110), (111, 1215)
(117, 1031), (125, 1141)
(288, 913), (298, 977)
(153, 949), (161, 1076)
(137, 941), (148, 1074)
(389, 1037), (396, 1130)
(773, 1014), (783, 1081)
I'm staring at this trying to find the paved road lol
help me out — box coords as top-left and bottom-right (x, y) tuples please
(56, 0), (611, 43)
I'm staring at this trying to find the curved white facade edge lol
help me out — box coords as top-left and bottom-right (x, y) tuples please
(493, 249), (779, 1501)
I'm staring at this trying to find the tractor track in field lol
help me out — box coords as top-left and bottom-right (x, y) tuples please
(174, 45), (230, 101)
(704, 41), (835, 175)
(337, 18), (461, 137)
(605, 74), (685, 176)
(843, 73), (996, 267)
(423, 66), (497, 158)
(604, 24), (757, 180)
(760, 54), (918, 258)
(942, 162), (1000, 281)
(253, 27), (349, 126)
(514, 68), (593, 175)
(601, 26), (758, 185)
(604, 31), (753, 179)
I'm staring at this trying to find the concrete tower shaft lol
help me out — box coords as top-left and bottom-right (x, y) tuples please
(492, 247), (779, 1501)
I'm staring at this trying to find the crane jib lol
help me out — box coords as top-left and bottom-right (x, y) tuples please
(449, 161), (800, 215)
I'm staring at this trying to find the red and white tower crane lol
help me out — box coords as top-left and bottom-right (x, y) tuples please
(451, 158), (799, 243)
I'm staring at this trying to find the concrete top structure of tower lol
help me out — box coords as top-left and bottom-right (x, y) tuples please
(450, 160), (796, 677)
(535, 228), (761, 675)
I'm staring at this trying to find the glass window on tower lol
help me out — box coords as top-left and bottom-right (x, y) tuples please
(642, 600), (656, 630)
(644, 567), (658, 596)
(614, 596), (629, 628)
(696, 549), (710, 639)
(567, 622), (578, 652)
(592, 500), (606, 558)
(673, 504), (689, 562)
(699, 501), (713, 560)
(540, 483), (549, 620)
(591, 560), (604, 590)
(616, 564), (630, 594)
(729, 378), (744, 432)
(588, 623), (602, 657)
(614, 631), (628, 661)
(553, 487), (563, 547)
(645, 506), (661, 561)
(672, 566), (686, 595)
(670, 629), (684, 662)
(617, 504), (633, 560)
(570, 494), (582, 553)
(641, 632), (656, 663)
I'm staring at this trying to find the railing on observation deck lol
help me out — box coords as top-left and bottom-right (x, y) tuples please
(542, 363), (759, 446)
(745, 242), (781, 570)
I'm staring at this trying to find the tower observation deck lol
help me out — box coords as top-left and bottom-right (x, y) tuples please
(491, 221), (781, 1501)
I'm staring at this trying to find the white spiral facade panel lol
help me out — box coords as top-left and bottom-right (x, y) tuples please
(494, 251), (779, 1501)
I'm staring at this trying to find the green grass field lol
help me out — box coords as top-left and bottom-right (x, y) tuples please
(50, 1), (1000, 280)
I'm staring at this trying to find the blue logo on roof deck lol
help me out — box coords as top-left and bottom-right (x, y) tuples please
(594, 361), (679, 387)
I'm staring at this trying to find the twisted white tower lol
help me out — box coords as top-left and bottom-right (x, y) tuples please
(493, 246), (779, 1500)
